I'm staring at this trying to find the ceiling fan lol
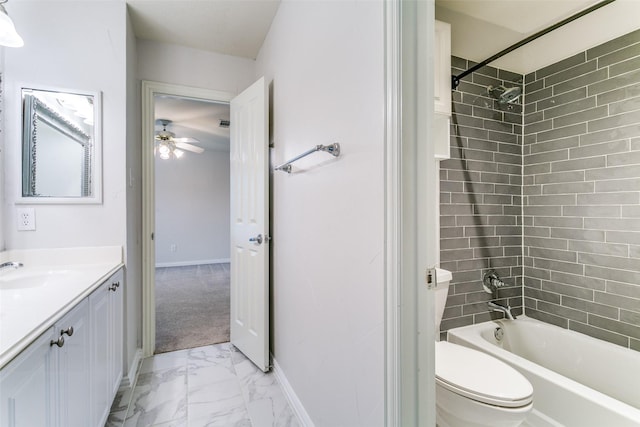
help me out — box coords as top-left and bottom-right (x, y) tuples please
(155, 119), (204, 159)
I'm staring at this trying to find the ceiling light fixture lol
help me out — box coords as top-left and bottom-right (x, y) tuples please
(0, 0), (23, 48)
(156, 140), (183, 160)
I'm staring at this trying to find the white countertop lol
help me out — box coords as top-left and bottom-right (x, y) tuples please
(0, 247), (123, 369)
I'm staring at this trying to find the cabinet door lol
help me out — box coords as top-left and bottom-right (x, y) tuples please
(434, 20), (451, 115)
(108, 269), (124, 398)
(57, 299), (90, 427)
(90, 281), (110, 427)
(0, 327), (58, 427)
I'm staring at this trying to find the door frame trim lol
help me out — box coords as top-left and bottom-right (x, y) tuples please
(384, 0), (401, 424)
(141, 80), (235, 357)
(385, 1), (436, 425)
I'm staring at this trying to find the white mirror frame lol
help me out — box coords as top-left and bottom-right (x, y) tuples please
(16, 85), (103, 204)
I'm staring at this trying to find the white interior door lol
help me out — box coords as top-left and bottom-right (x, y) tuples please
(230, 77), (270, 372)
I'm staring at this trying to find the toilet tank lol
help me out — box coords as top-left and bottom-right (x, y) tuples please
(434, 268), (453, 335)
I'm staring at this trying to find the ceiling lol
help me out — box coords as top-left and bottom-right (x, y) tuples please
(155, 95), (230, 153)
(128, 1), (279, 154)
(436, 0), (640, 75)
(132, 1), (640, 143)
(127, 0), (280, 59)
(127, 1), (640, 75)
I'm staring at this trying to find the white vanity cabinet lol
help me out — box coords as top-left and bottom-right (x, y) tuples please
(110, 269), (124, 399)
(0, 267), (123, 427)
(56, 299), (91, 427)
(90, 268), (123, 427)
(0, 300), (90, 427)
(0, 327), (58, 426)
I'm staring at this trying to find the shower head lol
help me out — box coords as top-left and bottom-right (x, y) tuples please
(487, 85), (522, 104)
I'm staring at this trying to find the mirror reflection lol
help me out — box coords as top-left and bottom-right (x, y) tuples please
(21, 87), (100, 200)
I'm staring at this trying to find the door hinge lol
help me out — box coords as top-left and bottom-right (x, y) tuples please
(426, 267), (437, 290)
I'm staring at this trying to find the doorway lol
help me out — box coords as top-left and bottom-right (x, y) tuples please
(153, 94), (232, 353)
(141, 79), (271, 370)
(141, 81), (235, 357)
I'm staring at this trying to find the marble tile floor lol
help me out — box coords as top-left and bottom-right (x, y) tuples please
(106, 343), (300, 427)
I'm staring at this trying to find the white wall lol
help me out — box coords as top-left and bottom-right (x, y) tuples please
(137, 39), (255, 94)
(155, 150), (230, 266)
(256, 2), (385, 425)
(3, 1), (128, 250)
(2, 1), (140, 378)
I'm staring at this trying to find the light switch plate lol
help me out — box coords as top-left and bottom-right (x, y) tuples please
(17, 208), (36, 231)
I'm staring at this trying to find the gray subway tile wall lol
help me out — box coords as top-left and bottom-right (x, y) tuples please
(524, 28), (640, 350)
(441, 29), (640, 351)
(439, 58), (524, 336)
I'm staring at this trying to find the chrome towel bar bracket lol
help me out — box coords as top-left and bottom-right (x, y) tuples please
(275, 143), (340, 173)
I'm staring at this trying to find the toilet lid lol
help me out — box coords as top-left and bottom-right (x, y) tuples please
(435, 341), (533, 408)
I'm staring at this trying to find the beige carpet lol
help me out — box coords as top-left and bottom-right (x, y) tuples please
(155, 263), (230, 354)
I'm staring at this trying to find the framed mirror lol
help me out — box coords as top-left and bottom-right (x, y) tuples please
(20, 87), (102, 203)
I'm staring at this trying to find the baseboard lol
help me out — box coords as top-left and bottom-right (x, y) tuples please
(122, 348), (143, 388)
(272, 356), (314, 427)
(155, 258), (231, 268)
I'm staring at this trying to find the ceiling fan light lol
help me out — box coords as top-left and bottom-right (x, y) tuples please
(157, 130), (175, 139)
(174, 149), (184, 159)
(159, 151), (170, 160)
(158, 142), (171, 155)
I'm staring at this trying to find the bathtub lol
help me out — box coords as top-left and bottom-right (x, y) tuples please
(447, 316), (640, 427)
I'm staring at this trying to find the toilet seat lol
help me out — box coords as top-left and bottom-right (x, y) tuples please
(436, 341), (533, 408)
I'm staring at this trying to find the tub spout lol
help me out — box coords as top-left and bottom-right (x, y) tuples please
(0, 261), (24, 272)
(488, 301), (516, 320)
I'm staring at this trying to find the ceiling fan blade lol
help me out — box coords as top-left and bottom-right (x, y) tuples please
(175, 142), (204, 154)
(173, 137), (200, 144)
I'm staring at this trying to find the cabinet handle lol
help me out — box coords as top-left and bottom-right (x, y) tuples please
(50, 336), (65, 348)
(61, 326), (74, 337)
(113, 281), (120, 288)
(108, 284), (118, 292)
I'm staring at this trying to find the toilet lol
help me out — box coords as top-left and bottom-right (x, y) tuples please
(434, 268), (533, 427)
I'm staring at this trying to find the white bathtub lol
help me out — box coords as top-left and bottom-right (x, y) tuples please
(447, 316), (640, 427)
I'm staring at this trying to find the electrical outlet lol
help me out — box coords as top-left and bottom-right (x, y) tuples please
(170, 244), (177, 252)
(17, 208), (36, 231)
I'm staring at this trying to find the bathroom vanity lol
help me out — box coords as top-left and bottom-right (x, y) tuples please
(0, 247), (123, 427)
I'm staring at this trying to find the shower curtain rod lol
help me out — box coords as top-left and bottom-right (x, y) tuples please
(451, 0), (616, 90)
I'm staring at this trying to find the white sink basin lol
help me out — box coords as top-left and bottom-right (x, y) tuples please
(0, 269), (78, 290)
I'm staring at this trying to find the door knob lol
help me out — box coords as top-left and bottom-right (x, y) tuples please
(249, 234), (263, 245)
